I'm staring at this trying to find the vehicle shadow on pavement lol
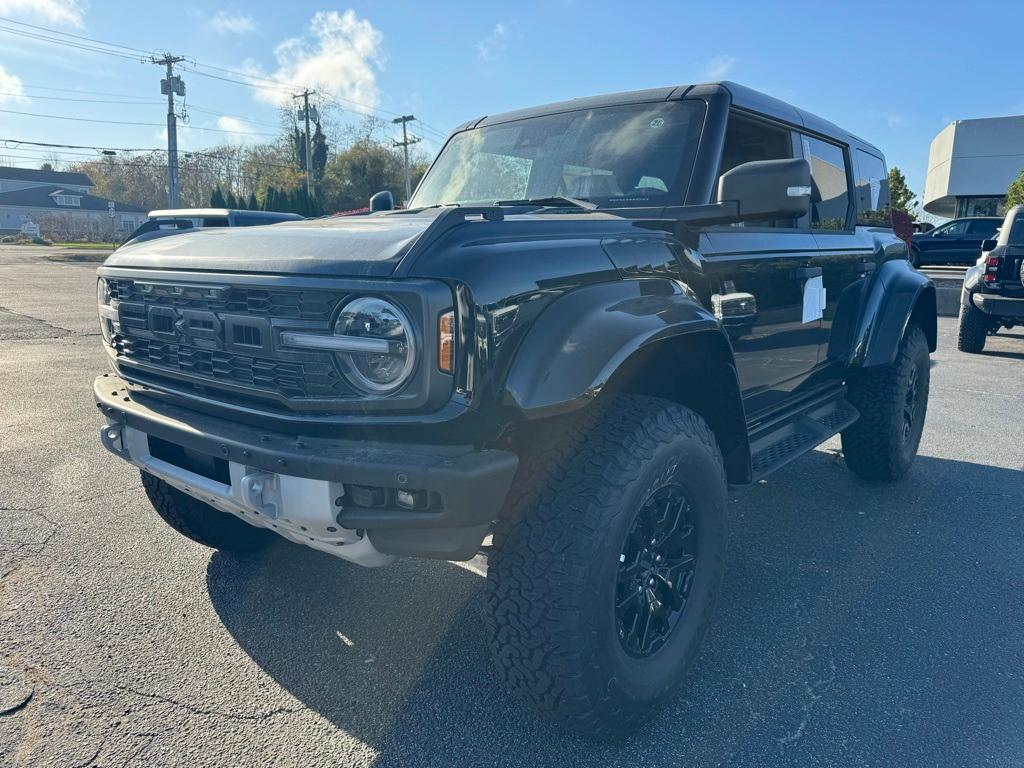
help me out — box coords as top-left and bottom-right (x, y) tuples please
(206, 451), (1024, 767)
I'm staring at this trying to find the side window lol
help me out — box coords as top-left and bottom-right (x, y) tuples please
(854, 149), (890, 227)
(967, 219), (999, 236)
(718, 112), (796, 228)
(937, 220), (969, 236)
(802, 135), (852, 231)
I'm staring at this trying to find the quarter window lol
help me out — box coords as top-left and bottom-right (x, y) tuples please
(803, 136), (851, 231)
(967, 219), (999, 236)
(853, 150), (890, 227)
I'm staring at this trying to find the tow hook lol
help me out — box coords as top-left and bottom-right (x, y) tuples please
(240, 471), (282, 519)
(100, 424), (125, 455)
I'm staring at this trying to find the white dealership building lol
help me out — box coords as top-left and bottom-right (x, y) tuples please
(923, 115), (1024, 219)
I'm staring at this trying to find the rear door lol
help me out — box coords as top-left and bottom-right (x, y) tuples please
(809, 142), (883, 371)
(701, 111), (823, 417)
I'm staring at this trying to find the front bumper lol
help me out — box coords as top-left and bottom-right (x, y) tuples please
(95, 374), (518, 564)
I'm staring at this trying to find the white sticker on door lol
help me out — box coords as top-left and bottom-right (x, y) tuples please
(802, 275), (825, 324)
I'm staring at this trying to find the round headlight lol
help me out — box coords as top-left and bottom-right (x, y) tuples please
(96, 278), (113, 344)
(334, 297), (416, 394)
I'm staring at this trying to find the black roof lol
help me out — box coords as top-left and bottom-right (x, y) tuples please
(0, 185), (146, 212)
(0, 165), (94, 187)
(463, 81), (882, 157)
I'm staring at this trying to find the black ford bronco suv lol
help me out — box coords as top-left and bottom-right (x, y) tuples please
(94, 82), (936, 737)
(957, 204), (1024, 353)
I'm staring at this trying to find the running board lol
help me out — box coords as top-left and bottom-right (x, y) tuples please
(748, 396), (860, 480)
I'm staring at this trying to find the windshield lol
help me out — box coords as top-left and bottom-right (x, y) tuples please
(410, 101), (707, 209)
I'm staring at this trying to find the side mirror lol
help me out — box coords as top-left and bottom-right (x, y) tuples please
(981, 238), (997, 252)
(369, 190), (395, 212)
(717, 158), (811, 222)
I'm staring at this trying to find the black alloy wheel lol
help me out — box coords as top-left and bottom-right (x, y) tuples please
(616, 485), (698, 657)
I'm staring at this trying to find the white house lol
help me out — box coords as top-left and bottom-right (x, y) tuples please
(0, 166), (147, 238)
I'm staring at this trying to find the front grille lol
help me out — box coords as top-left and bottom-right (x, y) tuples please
(107, 278), (355, 407)
(107, 279), (339, 321)
(114, 335), (348, 399)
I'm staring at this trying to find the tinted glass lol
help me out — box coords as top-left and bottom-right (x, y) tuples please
(803, 135), (851, 230)
(967, 219), (1000, 235)
(936, 220), (969, 236)
(719, 112), (796, 228)
(854, 149), (890, 227)
(411, 101), (707, 209)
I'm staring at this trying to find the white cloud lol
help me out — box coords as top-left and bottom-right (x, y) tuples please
(216, 116), (261, 144)
(0, 0), (86, 28)
(245, 10), (382, 111)
(703, 54), (737, 80)
(210, 11), (256, 36)
(0, 64), (28, 105)
(476, 23), (508, 62)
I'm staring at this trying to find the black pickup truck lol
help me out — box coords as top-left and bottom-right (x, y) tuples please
(958, 204), (1024, 352)
(94, 81), (936, 737)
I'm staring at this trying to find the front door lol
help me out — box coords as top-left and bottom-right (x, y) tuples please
(701, 231), (824, 417)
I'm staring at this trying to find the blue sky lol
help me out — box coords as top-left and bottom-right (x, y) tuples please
(0, 0), (1021, 206)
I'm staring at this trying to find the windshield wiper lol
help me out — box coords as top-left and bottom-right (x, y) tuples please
(494, 195), (598, 211)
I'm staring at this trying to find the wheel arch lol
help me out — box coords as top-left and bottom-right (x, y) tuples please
(847, 259), (937, 369)
(503, 279), (750, 484)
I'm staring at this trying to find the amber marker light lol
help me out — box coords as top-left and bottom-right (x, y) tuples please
(439, 311), (454, 373)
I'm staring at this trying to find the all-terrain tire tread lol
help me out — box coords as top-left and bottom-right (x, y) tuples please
(485, 395), (725, 738)
(841, 325), (929, 481)
(956, 302), (988, 353)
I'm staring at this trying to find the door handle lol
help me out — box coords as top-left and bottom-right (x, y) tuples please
(792, 266), (822, 279)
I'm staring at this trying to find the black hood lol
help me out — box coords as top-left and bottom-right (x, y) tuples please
(104, 212), (443, 277)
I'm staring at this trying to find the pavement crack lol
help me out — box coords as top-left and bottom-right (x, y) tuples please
(115, 684), (306, 722)
(0, 306), (75, 336)
(776, 646), (837, 754)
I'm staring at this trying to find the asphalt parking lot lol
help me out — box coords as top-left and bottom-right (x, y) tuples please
(1, 248), (1022, 767)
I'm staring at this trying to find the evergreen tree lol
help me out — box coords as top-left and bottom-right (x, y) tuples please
(209, 185), (227, 208)
(311, 122), (328, 184)
(247, 191), (258, 211)
(225, 190), (238, 209)
(887, 167), (916, 214)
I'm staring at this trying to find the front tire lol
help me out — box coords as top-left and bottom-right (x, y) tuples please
(141, 471), (274, 553)
(957, 301), (989, 353)
(486, 396), (727, 738)
(842, 325), (930, 481)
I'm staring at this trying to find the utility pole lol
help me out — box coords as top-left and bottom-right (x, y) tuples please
(293, 90), (317, 200)
(392, 115), (420, 204)
(152, 53), (185, 208)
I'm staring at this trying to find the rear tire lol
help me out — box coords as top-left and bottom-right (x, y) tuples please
(141, 471), (274, 553)
(956, 302), (989, 353)
(486, 396), (727, 738)
(842, 325), (930, 481)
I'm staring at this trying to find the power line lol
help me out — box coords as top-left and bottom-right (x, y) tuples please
(0, 23), (149, 62)
(0, 16), (157, 56)
(0, 91), (159, 106)
(0, 107), (279, 136)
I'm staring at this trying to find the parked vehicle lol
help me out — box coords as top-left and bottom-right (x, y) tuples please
(93, 82), (936, 738)
(957, 204), (1024, 352)
(910, 216), (1001, 267)
(121, 208), (304, 247)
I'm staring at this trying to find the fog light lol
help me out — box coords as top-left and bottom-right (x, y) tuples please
(349, 485), (386, 508)
(396, 489), (429, 510)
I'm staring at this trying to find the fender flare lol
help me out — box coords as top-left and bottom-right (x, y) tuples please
(504, 278), (727, 417)
(849, 259), (937, 368)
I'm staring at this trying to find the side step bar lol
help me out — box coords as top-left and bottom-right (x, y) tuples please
(748, 393), (859, 480)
